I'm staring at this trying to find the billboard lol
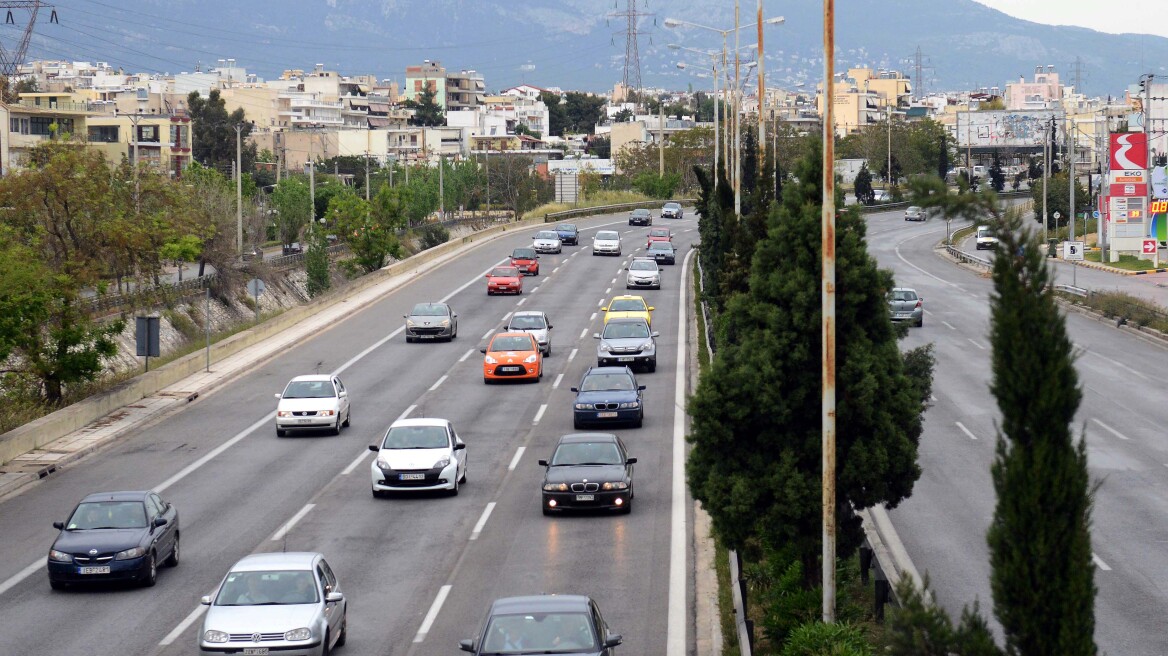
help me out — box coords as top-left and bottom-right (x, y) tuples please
(1109, 133), (1148, 171)
(955, 110), (1061, 148)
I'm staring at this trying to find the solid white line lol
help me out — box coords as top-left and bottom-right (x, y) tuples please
(569, 348), (578, 361)
(459, 348), (474, 362)
(342, 448), (372, 475)
(967, 338), (987, 350)
(516, 298), (527, 306)
(668, 249), (694, 656)
(553, 373), (564, 389)
(470, 502), (497, 540)
(589, 312), (597, 322)
(397, 404), (417, 422)
(413, 585), (453, 642)
(942, 321), (956, 330)
(955, 421), (979, 440)
(1091, 417), (1130, 441)
(1085, 351), (1150, 381)
(507, 447), (526, 471)
(532, 404), (548, 425)
(157, 414), (273, 493)
(894, 231), (962, 288)
(335, 327), (405, 375)
(0, 561), (45, 599)
(159, 604), (209, 646)
(1093, 553), (1112, 571)
(579, 328), (589, 339)
(428, 375), (448, 391)
(271, 503), (315, 541)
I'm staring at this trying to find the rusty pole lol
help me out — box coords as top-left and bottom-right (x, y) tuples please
(757, 0), (765, 165)
(820, 0), (837, 623)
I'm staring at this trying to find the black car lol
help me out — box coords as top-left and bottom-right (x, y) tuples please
(628, 208), (652, 226)
(540, 433), (636, 515)
(281, 242), (303, 255)
(405, 301), (458, 342)
(646, 240), (676, 264)
(460, 594), (622, 655)
(571, 366), (645, 429)
(47, 491), (180, 589)
(555, 223), (580, 245)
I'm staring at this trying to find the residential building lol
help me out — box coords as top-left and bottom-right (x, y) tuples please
(501, 84), (549, 101)
(86, 112), (193, 178)
(6, 94), (92, 171)
(1005, 65), (1063, 111)
(405, 61), (485, 111)
(405, 60), (446, 107)
(816, 67), (911, 136)
(446, 69), (485, 111)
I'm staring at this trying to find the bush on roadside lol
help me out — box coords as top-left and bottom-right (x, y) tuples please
(419, 223), (450, 250)
(1081, 290), (1168, 333)
(781, 622), (872, 656)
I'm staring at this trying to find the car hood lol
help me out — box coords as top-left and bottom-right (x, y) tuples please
(534, 238), (560, 245)
(377, 446), (451, 470)
(511, 257), (537, 264)
(544, 464), (628, 485)
(555, 229), (577, 237)
(575, 389), (639, 404)
(277, 398), (339, 412)
(489, 275), (520, 283)
(512, 327), (549, 343)
(627, 269), (658, 279)
(408, 315), (448, 325)
(600, 337), (654, 351)
(53, 528), (145, 553)
(204, 603), (321, 635)
(593, 239), (620, 246)
(486, 351), (537, 363)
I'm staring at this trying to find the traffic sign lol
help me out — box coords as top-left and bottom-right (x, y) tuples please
(246, 278), (266, 296)
(1143, 239), (1158, 255)
(1053, 211), (1062, 220)
(1064, 241), (1084, 261)
(1092, 210), (1101, 219)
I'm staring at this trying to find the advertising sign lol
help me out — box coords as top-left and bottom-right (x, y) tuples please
(1109, 169), (1146, 184)
(1111, 183), (1148, 197)
(955, 110), (1060, 148)
(1110, 133), (1149, 171)
(1151, 199), (1168, 242)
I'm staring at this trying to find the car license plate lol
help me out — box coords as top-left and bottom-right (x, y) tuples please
(421, 335), (435, 339)
(501, 366), (521, 373)
(297, 418), (315, 424)
(576, 494), (595, 502)
(598, 411), (618, 418)
(400, 473), (425, 480)
(243, 649), (269, 656)
(617, 357), (635, 362)
(79, 566), (110, 575)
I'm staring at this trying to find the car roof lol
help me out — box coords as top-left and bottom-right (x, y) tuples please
(890, 287), (917, 293)
(557, 223), (576, 229)
(491, 266), (520, 274)
(586, 366), (634, 376)
(289, 374), (333, 382)
(489, 594), (593, 615)
(411, 302), (447, 309)
(389, 418), (450, 428)
(228, 552), (321, 572)
(557, 433), (618, 444)
(664, 202), (680, 206)
(512, 248), (535, 255)
(609, 294), (645, 302)
(80, 490), (150, 503)
(632, 208), (650, 213)
(648, 240), (672, 248)
(511, 310), (547, 318)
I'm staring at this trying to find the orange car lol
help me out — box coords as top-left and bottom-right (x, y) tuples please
(510, 247), (540, 276)
(480, 332), (543, 383)
(486, 266), (523, 295)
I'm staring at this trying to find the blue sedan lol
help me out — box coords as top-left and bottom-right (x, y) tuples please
(571, 366), (645, 429)
(555, 223), (579, 245)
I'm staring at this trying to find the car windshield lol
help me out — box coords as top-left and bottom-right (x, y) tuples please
(649, 229), (669, 237)
(664, 203), (680, 210)
(509, 315), (546, 330)
(67, 501), (147, 530)
(907, 206), (921, 212)
(512, 248), (536, 259)
(890, 290), (918, 302)
(603, 322), (650, 339)
(535, 231), (558, 240)
(214, 570), (319, 606)
(490, 335), (535, 352)
(282, 380), (336, 399)
(632, 209), (649, 216)
(595, 231), (619, 240)
(552, 442), (624, 466)
(491, 267), (519, 277)
(580, 373), (635, 392)
(609, 299), (646, 312)
(629, 260), (656, 271)
(557, 224), (576, 232)
(482, 612), (597, 654)
(410, 303), (447, 317)
(649, 242), (671, 251)
(382, 425), (449, 449)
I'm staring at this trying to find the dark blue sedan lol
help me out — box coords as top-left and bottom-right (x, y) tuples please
(47, 490), (180, 589)
(555, 223), (579, 245)
(571, 366), (645, 429)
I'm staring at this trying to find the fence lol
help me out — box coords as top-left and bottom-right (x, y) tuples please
(543, 199), (697, 223)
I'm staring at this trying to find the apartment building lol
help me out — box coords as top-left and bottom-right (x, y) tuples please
(87, 112), (193, 178)
(1005, 65), (1063, 111)
(816, 67), (911, 136)
(405, 60), (485, 111)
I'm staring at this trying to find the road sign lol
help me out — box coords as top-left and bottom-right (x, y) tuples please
(1143, 239), (1158, 255)
(1053, 211), (1062, 220)
(246, 278), (266, 296)
(1092, 210), (1101, 219)
(1064, 241), (1084, 261)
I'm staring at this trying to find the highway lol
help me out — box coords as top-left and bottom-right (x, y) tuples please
(868, 208), (1168, 655)
(0, 211), (700, 656)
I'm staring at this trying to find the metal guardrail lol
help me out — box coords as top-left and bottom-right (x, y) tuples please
(1053, 284), (1089, 298)
(945, 244), (992, 269)
(543, 199), (697, 223)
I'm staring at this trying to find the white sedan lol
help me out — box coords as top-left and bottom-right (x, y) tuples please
(274, 374), (351, 437)
(592, 230), (622, 256)
(532, 230), (563, 254)
(369, 418), (467, 496)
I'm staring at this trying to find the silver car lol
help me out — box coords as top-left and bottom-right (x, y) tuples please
(904, 206), (924, 221)
(275, 375), (351, 437)
(595, 317), (658, 372)
(888, 287), (923, 327)
(592, 230), (622, 256)
(199, 552), (347, 656)
(625, 258), (661, 290)
(532, 230), (563, 254)
(368, 418), (467, 496)
(506, 310), (553, 356)
(404, 302), (457, 342)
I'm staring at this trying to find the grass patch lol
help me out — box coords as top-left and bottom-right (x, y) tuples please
(1061, 289), (1168, 333)
(1084, 250), (1163, 271)
(529, 190), (654, 218)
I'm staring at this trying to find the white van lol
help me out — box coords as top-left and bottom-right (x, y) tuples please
(975, 225), (998, 250)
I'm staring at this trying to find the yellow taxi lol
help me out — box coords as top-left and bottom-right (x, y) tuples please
(601, 295), (655, 327)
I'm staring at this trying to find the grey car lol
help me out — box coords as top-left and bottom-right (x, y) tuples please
(904, 206), (924, 221)
(199, 552), (347, 656)
(595, 317), (658, 372)
(625, 258), (661, 290)
(646, 240), (676, 264)
(888, 287), (923, 327)
(405, 302), (458, 342)
(506, 310), (553, 356)
(661, 202), (683, 219)
(628, 208), (652, 226)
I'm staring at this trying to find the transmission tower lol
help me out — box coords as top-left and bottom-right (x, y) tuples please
(910, 45), (934, 100)
(609, 0), (653, 102)
(0, 1), (57, 79)
(1069, 55), (1087, 94)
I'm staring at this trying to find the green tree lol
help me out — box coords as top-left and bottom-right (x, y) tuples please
(411, 82), (445, 126)
(854, 163), (876, 205)
(1029, 172), (1088, 227)
(187, 89), (257, 173)
(159, 234), (203, 282)
(327, 191), (402, 274)
(304, 223), (331, 298)
(271, 178), (312, 245)
(586, 135), (611, 159)
(539, 91), (568, 136)
(986, 213), (1096, 656)
(632, 172), (681, 199)
(937, 133), (951, 180)
(989, 151), (1006, 193)
(563, 92), (607, 133)
(612, 108), (634, 123)
(884, 578), (1002, 656)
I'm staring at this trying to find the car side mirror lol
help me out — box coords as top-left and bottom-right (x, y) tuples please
(200, 595), (212, 606)
(479, 347), (487, 353)
(454, 443), (466, 451)
(638, 385), (646, 390)
(402, 315), (408, 319)
(339, 391), (347, 398)
(593, 333), (601, 339)
(459, 639), (475, 653)
(605, 635), (623, 648)
(368, 444), (379, 452)
(651, 332), (660, 338)
(647, 307), (655, 311)
(626, 457), (638, 465)
(153, 517), (168, 528)
(538, 459), (549, 466)
(570, 387), (579, 392)
(326, 591), (344, 603)
(547, 324), (552, 329)
(453, 313), (458, 318)
(601, 307), (608, 312)
(274, 393), (282, 399)
(52, 521), (64, 530)
(535, 255), (541, 258)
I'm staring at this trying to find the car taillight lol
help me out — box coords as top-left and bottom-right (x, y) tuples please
(914, 300), (922, 309)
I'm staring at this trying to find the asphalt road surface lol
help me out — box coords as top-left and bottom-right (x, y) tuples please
(0, 211), (700, 656)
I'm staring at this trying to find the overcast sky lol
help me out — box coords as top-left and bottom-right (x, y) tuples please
(973, 0), (1168, 38)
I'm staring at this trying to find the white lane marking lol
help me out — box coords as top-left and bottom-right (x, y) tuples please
(1091, 418), (1131, 441)
(0, 561), (45, 598)
(569, 348), (578, 361)
(342, 448), (372, 475)
(605, 287), (612, 294)
(967, 338), (987, 350)
(159, 604), (209, 646)
(414, 585), (453, 642)
(459, 348), (474, 362)
(617, 267), (625, 274)
(533, 404), (548, 425)
(502, 312), (513, 321)
(590, 312), (597, 322)
(923, 308), (933, 316)
(634, 247), (642, 252)
(955, 421), (979, 440)
(553, 373), (564, 389)
(668, 249), (695, 656)
(271, 503), (315, 541)
(516, 297), (527, 306)
(507, 447), (526, 471)
(531, 285), (540, 293)
(397, 405), (417, 421)
(429, 375), (448, 391)
(894, 230), (962, 288)
(157, 414), (272, 493)
(481, 329), (493, 340)
(1093, 554), (1112, 571)
(598, 297), (606, 307)
(580, 328), (589, 339)
(930, 394), (937, 402)
(441, 260), (509, 304)
(553, 267), (560, 273)
(611, 278), (617, 284)
(1085, 350), (1150, 381)
(470, 502), (497, 541)
(942, 321), (956, 330)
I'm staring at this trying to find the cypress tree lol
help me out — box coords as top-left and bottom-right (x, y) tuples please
(985, 214), (1096, 655)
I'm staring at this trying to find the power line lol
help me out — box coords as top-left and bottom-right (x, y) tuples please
(0, 0), (57, 78)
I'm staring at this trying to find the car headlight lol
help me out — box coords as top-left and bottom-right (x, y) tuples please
(277, 410), (293, 417)
(524, 354), (538, 363)
(203, 630), (229, 644)
(377, 458), (393, 469)
(115, 547), (146, 560)
(485, 355), (497, 364)
(618, 401), (640, 409)
(439, 319), (450, 326)
(318, 409), (336, 417)
(574, 403), (590, 410)
(602, 481), (629, 490)
(543, 483), (569, 492)
(641, 340), (655, 351)
(598, 343), (611, 352)
(406, 319), (416, 327)
(434, 457), (451, 469)
(284, 628), (312, 642)
(48, 549), (72, 563)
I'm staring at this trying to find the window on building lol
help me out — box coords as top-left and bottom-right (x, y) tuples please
(138, 125), (159, 142)
(30, 116), (56, 136)
(414, 80), (422, 92)
(88, 126), (120, 143)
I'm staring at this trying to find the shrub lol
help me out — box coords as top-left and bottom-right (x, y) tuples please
(781, 622), (872, 656)
(419, 223), (450, 250)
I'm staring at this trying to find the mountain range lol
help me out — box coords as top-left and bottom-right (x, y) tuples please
(18, 0), (1168, 97)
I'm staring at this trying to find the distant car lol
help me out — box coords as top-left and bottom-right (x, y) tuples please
(601, 294), (654, 327)
(904, 206), (925, 221)
(486, 265), (523, 295)
(532, 230), (563, 254)
(646, 227), (672, 248)
(48, 490), (180, 590)
(625, 258), (661, 290)
(506, 310), (553, 356)
(510, 247), (540, 275)
(975, 225), (998, 250)
(661, 202), (683, 219)
(646, 240), (676, 265)
(404, 302), (458, 342)
(592, 230), (622, 256)
(460, 595), (622, 655)
(282, 242), (303, 255)
(888, 287), (923, 327)
(555, 223), (579, 245)
(629, 208), (653, 226)
(199, 552), (347, 656)
(275, 374), (351, 437)
(872, 189), (890, 202)
(481, 332), (543, 383)
(369, 417), (467, 496)
(595, 317), (658, 371)
(539, 433), (636, 515)
(571, 366), (645, 429)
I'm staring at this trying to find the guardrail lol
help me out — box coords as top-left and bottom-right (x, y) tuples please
(945, 244), (992, 269)
(1053, 284), (1088, 298)
(544, 199), (697, 223)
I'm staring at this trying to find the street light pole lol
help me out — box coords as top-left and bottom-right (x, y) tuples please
(757, 0), (765, 164)
(235, 123), (244, 255)
(821, 0), (838, 624)
(733, 0), (742, 216)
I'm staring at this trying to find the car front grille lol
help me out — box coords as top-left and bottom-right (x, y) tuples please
(571, 482), (600, 492)
(72, 553), (115, 564)
(494, 365), (529, 376)
(609, 346), (641, 354)
(378, 467), (441, 486)
(592, 402), (619, 410)
(411, 326), (443, 334)
(292, 410), (318, 417)
(228, 633), (286, 643)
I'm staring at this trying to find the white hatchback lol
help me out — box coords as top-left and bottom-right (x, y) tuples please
(275, 375), (351, 437)
(592, 230), (622, 256)
(369, 418), (467, 496)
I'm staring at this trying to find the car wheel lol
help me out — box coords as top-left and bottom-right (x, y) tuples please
(372, 487), (385, 499)
(141, 552), (158, 587)
(545, 344), (552, 357)
(276, 428), (287, 437)
(335, 614), (348, 647)
(484, 377), (493, 385)
(164, 533), (180, 567)
(916, 317), (924, 328)
(459, 462), (467, 485)
(633, 414), (643, 428)
(573, 418), (584, 430)
(450, 475), (460, 496)
(406, 335), (415, 343)
(343, 409), (351, 427)
(331, 419), (341, 436)
(49, 580), (67, 591)
(647, 359), (657, 373)
(542, 506), (553, 516)
(321, 630), (331, 656)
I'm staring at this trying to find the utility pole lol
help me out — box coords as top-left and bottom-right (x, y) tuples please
(438, 155), (445, 220)
(1043, 116), (1050, 244)
(365, 152), (370, 202)
(820, 0), (837, 625)
(485, 146), (490, 220)
(659, 101), (665, 177)
(1069, 116), (1076, 243)
(234, 123), (243, 255)
(307, 160), (315, 224)
(128, 112), (142, 214)
(733, 0), (742, 216)
(756, 0), (765, 164)
(887, 105), (892, 189)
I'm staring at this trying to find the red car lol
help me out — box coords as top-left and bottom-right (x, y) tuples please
(510, 247), (540, 276)
(646, 227), (672, 249)
(486, 266), (523, 295)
